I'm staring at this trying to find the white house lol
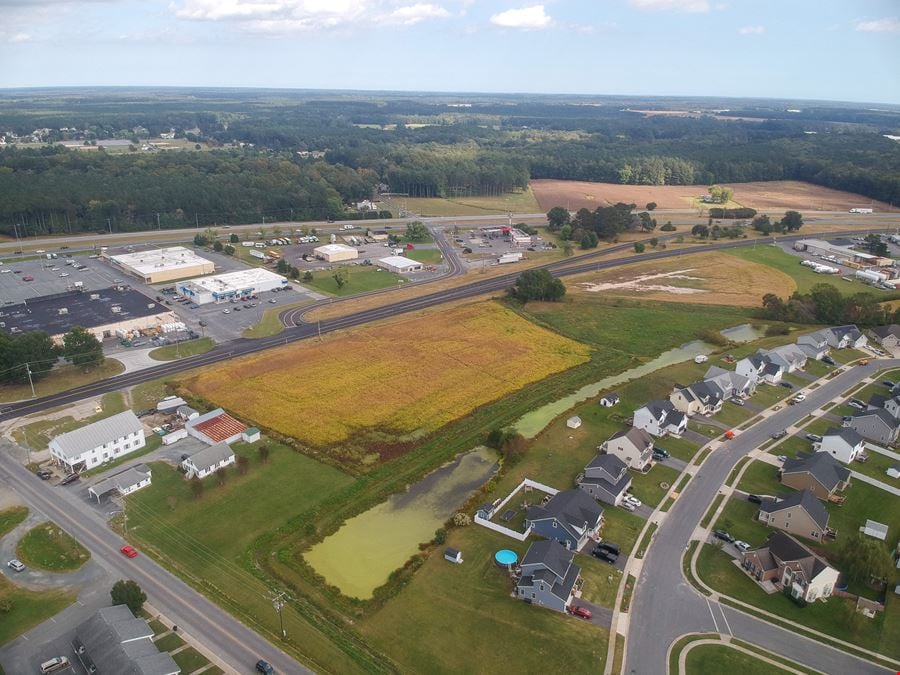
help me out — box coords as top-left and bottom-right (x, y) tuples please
(600, 427), (654, 470)
(704, 366), (756, 399)
(50, 410), (145, 474)
(824, 325), (867, 350)
(181, 442), (236, 479)
(88, 464), (152, 502)
(796, 331), (830, 360)
(633, 400), (687, 438)
(761, 344), (807, 373)
(599, 393), (620, 408)
(736, 352), (783, 384)
(815, 427), (865, 464)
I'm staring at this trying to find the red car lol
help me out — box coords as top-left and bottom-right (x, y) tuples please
(120, 545), (138, 558)
(22, 275), (34, 281)
(568, 605), (592, 620)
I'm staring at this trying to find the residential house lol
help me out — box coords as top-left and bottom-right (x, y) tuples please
(824, 324), (867, 350)
(815, 427), (865, 464)
(73, 605), (179, 675)
(740, 531), (839, 603)
(669, 381), (724, 417)
(796, 331), (830, 360)
(600, 427), (654, 470)
(577, 454), (632, 505)
(599, 393), (620, 407)
(780, 453), (851, 501)
(88, 464), (153, 503)
(736, 352), (783, 384)
(633, 400), (687, 438)
(181, 442), (236, 479)
(49, 410), (145, 474)
(704, 366), (756, 399)
(516, 540), (582, 613)
(525, 489), (604, 551)
(761, 344), (808, 374)
(757, 489), (831, 541)
(848, 404), (899, 445)
(871, 324), (900, 350)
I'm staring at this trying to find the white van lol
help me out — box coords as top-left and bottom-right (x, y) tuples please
(40, 656), (70, 673)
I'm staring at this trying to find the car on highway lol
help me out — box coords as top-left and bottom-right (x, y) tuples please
(234, 307), (241, 311)
(713, 530), (735, 544)
(7, 559), (25, 572)
(269, 298), (277, 303)
(567, 605), (593, 620)
(792, 393), (806, 403)
(734, 540), (752, 553)
(805, 433), (822, 442)
(0, 270), (9, 274)
(59, 272), (69, 277)
(771, 430), (788, 440)
(22, 275), (34, 281)
(120, 545), (139, 558)
(623, 494), (642, 508)
(39, 656), (71, 674)
(255, 660), (275, 675)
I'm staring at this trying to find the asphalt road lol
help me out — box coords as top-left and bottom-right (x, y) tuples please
(625, 360), (900, 675)
(3, 228), (897, 422)
(0, 445), (311, 675)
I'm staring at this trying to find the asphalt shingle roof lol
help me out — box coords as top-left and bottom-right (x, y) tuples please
(781, 453), (850, 493)
(760, 489), (830, 530)
(520, 540), (574, 580)
(184, 442), (234, 473)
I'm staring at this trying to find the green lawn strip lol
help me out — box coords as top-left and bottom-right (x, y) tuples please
(727, 457), (751, 487)
(715, 402), (755, 429)
(148, 337), (216, 361)
(830, 348), (870, 364)
(728, 639), (820, 675)
(851, 450), (898, 484)
(611, 634), (625, 675)
(769, 435), (811, 459)
(802, 417), (835, 437)
(685, 642), (791, 674)
(620, 574), (636, 613)
(13, 391), (127, 450)
(153, 631), (185, 652)
(751, 383), (792, 408)
(696, 544), (899, 660)
(359, 524), (608, 673)
(688, 420), (725, 440)
(824, 481), (900, 558)
(694, 447), (714, 465)
(738, 415), (761, 431)
(783, 373), (809, 388)
(629, 463), (681, 508)
(682, 542), (710, 596)
(243, 299), (313, 339)
(804, 359), (834, 378)
(79, 433), (163, 479)
(16, 521), (90, 572)
(600, 507), (644, 555)
(735, 460), (781, 497)
(700, 494), (725, 529)
(0, 359), (125, 404)
(713, 499), (770, 549)
(148, 618), (168, 636)
(404, 248), (443, 265)
(658, 436), (700, 463)
(129, 377), (172, 410)
(635, 522), (658, 558)
(171, 646), (210, 673)
(580, 555), (624, 608)
(668, 633), (721, 675)
(300, 267), (407, 297)
(0, 575), (76, 645)
(0, 506), (28, 539)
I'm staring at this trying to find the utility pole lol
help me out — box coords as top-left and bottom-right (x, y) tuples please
(25, 362), (36, 398)
(107, 218), (112, 234)
(268, 591), (287, 639)
(195, 213), (199, 229)
(156, 212), (161, 232)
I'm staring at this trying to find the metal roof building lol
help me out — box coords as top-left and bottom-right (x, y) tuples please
(107, 246), (216, 283)
(50, 410), (144, 463)
(376, 255), (424, 274)
(314, 243), (358, 263)
(176, 268), (287, 304)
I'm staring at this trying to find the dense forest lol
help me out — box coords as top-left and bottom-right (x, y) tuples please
(1, 89), (899, 235)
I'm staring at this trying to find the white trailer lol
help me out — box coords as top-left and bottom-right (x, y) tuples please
(498, 252), (524, 264)
(241, 241), (255, 247)
(856, 269), (887, 284)
(249, 249), (266, 260)
(850, 208), (874, 214)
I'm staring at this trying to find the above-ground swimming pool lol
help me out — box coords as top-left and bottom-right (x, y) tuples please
(495, 549), (518, 567)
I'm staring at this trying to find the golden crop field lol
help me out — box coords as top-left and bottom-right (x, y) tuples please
(185, 301), (590, 449)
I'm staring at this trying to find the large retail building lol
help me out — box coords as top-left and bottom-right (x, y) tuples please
(106, 246), (216, 283)
(176, 268), (288, 304)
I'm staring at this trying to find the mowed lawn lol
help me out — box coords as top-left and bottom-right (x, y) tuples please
(185, 301), (591, 450)
(404, 248), (443, 265)
(0, 575), (76, 645)
(16, 522), (90, 572)
(360, 524), (607, 674)
(300, 266), (406, 296)
(684, 643), (790, 675)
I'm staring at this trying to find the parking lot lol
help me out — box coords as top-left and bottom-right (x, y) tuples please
(453, 228), (553, 271)
(0, 253), (121, 305)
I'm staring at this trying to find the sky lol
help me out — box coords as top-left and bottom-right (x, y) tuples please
(1, 0), (899, 104)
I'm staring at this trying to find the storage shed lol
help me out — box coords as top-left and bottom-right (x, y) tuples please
(599, 393), (620, 407)
(444, 548), (463, 564)
(242, 427), (261, 443)
(567, 416), (582, 429)
(860, 519), (888, 541)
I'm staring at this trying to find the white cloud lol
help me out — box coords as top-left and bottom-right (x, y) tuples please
(629, 0), (710, 13)
(490, 5), (551, 29)
(8, 31), (31, 42)
(855, 17), (900, 33)
(385, 3), (450, 25)
(172, 0), (370, 25)
(738, 25), (764, 35)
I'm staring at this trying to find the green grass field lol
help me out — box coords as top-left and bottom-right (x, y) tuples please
(360, 524), (607, 673)
(736, 460), (781, 497)
(713, 499), (769, 549)
(300, 266), (406, 296)
(13, 392), (126, 450)
(0, 359), (125, 404)
(684, 643), (790, 675)
(0, 507), (28, 539)
(399, 188), (540, 217)
(630, 464), (680, 508)
(171, 647), (210, 673)
(149, 337), (215, 361)
(0, 575), (76, 645)
(404, 248), (443, 265)
(16, 522), (90, 572)
(243, 299), (313, 339)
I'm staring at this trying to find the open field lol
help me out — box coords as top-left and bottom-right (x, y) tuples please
(403, 248), (443, 265)
(13, 392), (126, 450)
(563, 251), (794, 307)
(300, 266), (406, 297)
(0, 359), (125, 404)
(684, 643), (790, 675)
(397, 188), (540, 217)
(531, 179), (896, 213)
(0, 575), (76, 645)
(0, 506), (28, 539)
(359, 523), (607, 674)
(16, 521), (90, 572)
(149, 337), (216, 361)
(185, 301), (590, 454)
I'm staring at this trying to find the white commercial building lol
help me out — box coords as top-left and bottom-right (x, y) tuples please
(314, 243), (358, 263)
(181, 442), (236, 479)
(176, 268), (288, 304)
(106, 246), (216, 284)
(88, 464), (153, 502)
(49, 410), (146, 473)
(376, 255), (424, 274)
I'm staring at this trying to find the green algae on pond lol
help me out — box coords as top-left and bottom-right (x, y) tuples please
(720, 323), (767, 343)
(513, 339), (715, 439)
(304, 447), (497, 600)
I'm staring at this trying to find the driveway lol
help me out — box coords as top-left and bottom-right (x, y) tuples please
(682, 429), (712, 446)
(659, 456), (688, 472)
(573, 599), (613, 628)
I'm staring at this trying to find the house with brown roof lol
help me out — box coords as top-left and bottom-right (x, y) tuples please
(740, 531), (840, 603)
(780, 453), (851, 501)
(757, 489), (831, 541)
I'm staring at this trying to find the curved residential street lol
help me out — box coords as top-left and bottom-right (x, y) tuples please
(624, 359), (900, 674)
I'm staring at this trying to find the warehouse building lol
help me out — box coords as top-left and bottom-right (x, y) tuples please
(314, 243), (358, 263)
(0, 288), (178, 343)
(376, 255), (424, 274)
(176, 268), (288, 304)
(106, 246), (216, 283)
(793, 239), (893, 267)
(50, 410), (146, 473)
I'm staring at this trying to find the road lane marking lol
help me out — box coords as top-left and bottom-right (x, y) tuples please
(717, 602), (733, 636)
(706, 598), (720, 633)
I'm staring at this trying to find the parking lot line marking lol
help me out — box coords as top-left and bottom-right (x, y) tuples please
(705, 598), (720, 633)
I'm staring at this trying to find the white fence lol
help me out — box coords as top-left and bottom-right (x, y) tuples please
(474, 478), (559, 541)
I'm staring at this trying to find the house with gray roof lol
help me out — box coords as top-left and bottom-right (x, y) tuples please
(525, 489), (604, 551)
(740, 531), (839, 603)
(736, 352), (783, 384)
(704, 366), (756, 399)
(73, 604), (180, 675)
(780, 453), (850, 501)
(88, 464), (153, 502)
(600, 426), (654, 470)
(796, 330), (830, 360)
(848, 404), (900, 445)
(758, 489), (831, 541)
(761, 344), (807, 373)
(516, 540), (582, 613)
(577, 454), (631, 505)
(669, 381), (723, 417)
(824, 325), (867, 350)
(815, 427), (865, 464)
(181, 442), (235, 479)
(633, 400), (687, 438)
(49, 410), (145, 474)
(871, 324), (900, 349)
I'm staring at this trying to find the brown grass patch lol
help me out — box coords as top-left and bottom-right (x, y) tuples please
(565, 251), (795, 307)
